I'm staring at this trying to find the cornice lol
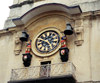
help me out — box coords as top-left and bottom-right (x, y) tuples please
(9, 0), (34, 9)
(1, 10), (100, 35)
(72, 10), (100, 20)
(12, 3), (82, 26)
(9, 0), (45, 9)
(0, 26), (24, 36)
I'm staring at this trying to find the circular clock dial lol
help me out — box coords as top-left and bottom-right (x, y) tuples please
(36, 31), (60, 53)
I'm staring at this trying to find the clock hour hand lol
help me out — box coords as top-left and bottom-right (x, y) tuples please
(46, 40), (52, 49)
(38, 38), (46, 41)
(38, 38), (52, 49)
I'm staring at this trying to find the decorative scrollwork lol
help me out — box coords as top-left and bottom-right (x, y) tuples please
(14, 36), (22, 55)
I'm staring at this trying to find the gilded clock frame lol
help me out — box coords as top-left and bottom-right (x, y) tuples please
(32, 27), (61, 57)
(36, 30), (60, 53)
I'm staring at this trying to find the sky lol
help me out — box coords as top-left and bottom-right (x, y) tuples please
(0, 0), (13, 30)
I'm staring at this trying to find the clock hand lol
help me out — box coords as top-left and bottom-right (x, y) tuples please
(38, 38), (45, 41)
(38, 38), (48, 43)
(46, 40), (52, 49)
(38, 38), (52, 49)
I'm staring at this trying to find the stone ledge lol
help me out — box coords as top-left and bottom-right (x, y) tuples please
(9, 0), (34, 9)
(77, 81), (100, 83)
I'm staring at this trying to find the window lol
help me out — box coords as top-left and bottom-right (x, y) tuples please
(40, 61), (51, 77)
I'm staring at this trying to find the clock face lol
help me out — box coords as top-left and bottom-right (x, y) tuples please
(36, 31), (60, 53)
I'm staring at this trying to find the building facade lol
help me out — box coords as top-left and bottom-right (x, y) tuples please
(0, 0), (100, 83)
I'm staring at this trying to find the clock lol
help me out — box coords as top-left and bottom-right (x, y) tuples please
(36, 31), (60, 53)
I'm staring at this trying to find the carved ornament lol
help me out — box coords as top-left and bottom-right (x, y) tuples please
(74, 19), (84, 46)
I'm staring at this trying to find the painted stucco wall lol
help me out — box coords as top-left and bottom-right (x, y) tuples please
(1, 0), (100, 83)
(1, 11), (100, 83)
(11, 0), (100, 19)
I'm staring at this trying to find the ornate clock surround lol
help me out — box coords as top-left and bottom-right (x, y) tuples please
(32, 27), (61, 57)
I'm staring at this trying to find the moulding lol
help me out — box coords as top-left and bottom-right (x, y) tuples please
(39, 58), (53, 65)
(77, 81), (100, 83)
(9, 0), (45, 9)
(9, 0), (33, 9)
(74, 40), (84, 46)
(32, 27), (62, 57)
(24, 11), (72, 29)
(0, 26), (24, 36)
(72, 10), (100, 20)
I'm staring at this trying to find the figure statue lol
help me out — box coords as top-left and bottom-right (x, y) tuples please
(59, 36), (69, 62)
(61, 36), (67, 48)
(25, 40), (31, 53)
(22, 40), (32, 67)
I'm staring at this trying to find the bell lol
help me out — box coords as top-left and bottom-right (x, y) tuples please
(64, 23), (73, 35)
(20, 31), (29, 41)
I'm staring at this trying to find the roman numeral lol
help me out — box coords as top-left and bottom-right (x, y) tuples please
(41, 46), (44, 50)
(47, 32), (49, 36)
(53, 39), (58, 41)
(42, 34), (45, 37)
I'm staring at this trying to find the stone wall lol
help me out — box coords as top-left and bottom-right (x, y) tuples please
(0, 32), (15, 83)
(3, 0), (100, 29)
(1, 11), (100, 83)
(1, 0), (100, 83)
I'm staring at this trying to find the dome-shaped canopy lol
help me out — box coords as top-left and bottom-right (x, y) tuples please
(12, 3), (82, 26)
